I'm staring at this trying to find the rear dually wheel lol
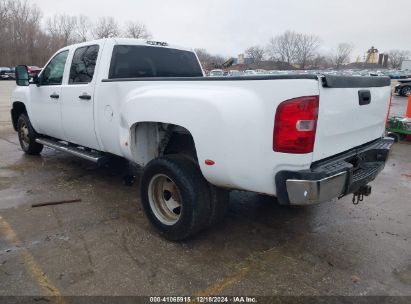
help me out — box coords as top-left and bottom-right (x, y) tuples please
(140, 155), (212, 241)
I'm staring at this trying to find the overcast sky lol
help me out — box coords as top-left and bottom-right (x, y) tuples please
(33, 0), (411, 59)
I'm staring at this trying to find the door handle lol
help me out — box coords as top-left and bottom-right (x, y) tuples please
(79, 94), (91, 100)
(50, 93), (59, 99)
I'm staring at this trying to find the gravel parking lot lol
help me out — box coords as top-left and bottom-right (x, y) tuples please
(0, 80), (410, 297)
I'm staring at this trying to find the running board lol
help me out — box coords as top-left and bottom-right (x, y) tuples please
(35, 138), (109, 165)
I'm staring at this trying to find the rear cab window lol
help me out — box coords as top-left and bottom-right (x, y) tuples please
(108, 45), (203, 79)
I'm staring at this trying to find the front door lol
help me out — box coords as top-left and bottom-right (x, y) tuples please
(29, 50), (69, 139)
(60, 44), (101, 150)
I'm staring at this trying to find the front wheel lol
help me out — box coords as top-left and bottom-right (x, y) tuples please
(17, 114), (43, 155)
(140, 155), (212, 240)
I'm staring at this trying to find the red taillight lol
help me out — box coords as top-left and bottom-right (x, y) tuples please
(273, 96), (319, 154)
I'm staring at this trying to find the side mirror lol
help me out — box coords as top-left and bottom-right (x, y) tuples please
(15, 65), (29, 86)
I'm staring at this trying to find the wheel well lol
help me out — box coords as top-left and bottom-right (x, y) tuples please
(163, 132), (196, 157)
(11, 102), (27, 131)
(130, 122), (197, 166)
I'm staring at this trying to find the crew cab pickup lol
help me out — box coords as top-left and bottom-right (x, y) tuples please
(11, 38), (393, 240)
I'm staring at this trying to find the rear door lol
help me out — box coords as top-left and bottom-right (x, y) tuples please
(60, 43), (103, 150)
(313, 76), (391, 161)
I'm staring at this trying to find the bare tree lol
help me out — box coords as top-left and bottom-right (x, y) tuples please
(93, 17), (119, 39)
(387, 50), (410, 69)
(0, 0), (10, 61)
(267, 31), (300, 65)
(0, 1), (157, 67)
(4, 0), (43, 65)
(310, 53), (332, 69)
(194, 48), (225, 70)
(295, 34), (321, 69)
(333, 43), (354, 69)
(76, 15), (92, 42)
(245, 46), (265, 64)
(46, 14), (78, 46)
(195, 48), (212, 64)
(0, 1), (9, 29)
(123, 21), (152, 39)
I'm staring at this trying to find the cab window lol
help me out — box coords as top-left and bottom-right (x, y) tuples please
(41, 51), (69, 86)
(69, 45), (99, 84)
(109, 45), (203, 79)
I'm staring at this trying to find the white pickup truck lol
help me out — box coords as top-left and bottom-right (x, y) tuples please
(11, 38), (393, 240)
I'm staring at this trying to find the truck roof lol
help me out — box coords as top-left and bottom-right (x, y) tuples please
(62, 38), (194, 53)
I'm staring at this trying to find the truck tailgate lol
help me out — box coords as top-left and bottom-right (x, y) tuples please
(313, 76), (391, 161)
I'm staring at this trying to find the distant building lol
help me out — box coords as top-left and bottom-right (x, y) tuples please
(366, 46), (379, 64)
(233, 54), (253, 66)
(238, 54), (245, 65)
(378, 53), (389, 68)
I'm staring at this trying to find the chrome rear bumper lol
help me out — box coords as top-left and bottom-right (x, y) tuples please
(275, 137), (394, 206)
(286, 172), (347, 205)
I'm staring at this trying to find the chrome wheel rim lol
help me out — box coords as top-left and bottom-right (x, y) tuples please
(403, 87), (411, 96)
(148, 174), (182, 225)
(19, 121), (30, 150)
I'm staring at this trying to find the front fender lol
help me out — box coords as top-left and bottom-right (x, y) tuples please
(10, 86), (32, 128)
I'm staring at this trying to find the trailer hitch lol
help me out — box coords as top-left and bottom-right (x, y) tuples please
(352, 185), (372, 205)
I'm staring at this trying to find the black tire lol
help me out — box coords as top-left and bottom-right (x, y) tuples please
(17, 114), (43, 155)
(387, 132), (400, 143)
(140, 155), (211, 240)
(400, 86), (411, 97)
(207, 186), (230, 226)
(173, 155), (230, 227)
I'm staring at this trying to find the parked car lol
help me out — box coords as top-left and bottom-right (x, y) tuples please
(244, 69), (257, 75)
(0, 67), (11, 80)
(4, 67), (16, 80)
(394, 79), (411, 96)
(11, 38), (393, 240)
(369, 71), (385, 77)
(386, 70), (407, 79)
(228, 69), (242, 76)
(255, 69), (267, 75)
(27, 66), (42, 78)
(209, 69), (224, 77)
